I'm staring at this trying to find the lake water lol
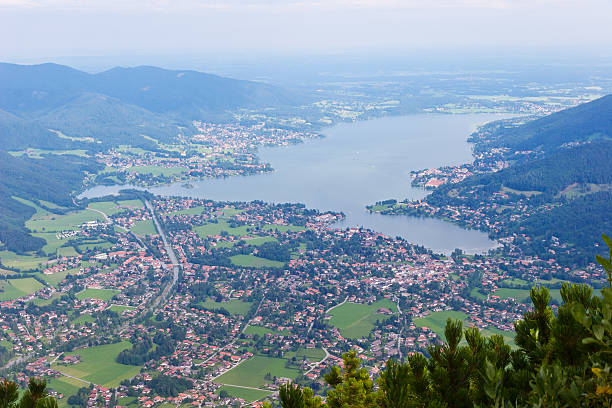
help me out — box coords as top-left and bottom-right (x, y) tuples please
(81, 114), (507, 254)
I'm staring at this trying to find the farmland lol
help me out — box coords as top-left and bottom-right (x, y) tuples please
(230, 254), (285, 268)
(52, 341), (141, 388)
(328, 299), (397, 339)
(0, 278), (44, 301)
(76, 288), (119, 302)
(216, 385), (271, 403)
(130, 220), (157, 236)
(215, 356), (300, 388)
(198, 299), (253, 316)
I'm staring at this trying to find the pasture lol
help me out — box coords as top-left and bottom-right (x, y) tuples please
(230, 254), (285, 268)
(0, 251), (49, 271)
(130, 220), (157, 235)
(199, 299), (253, 316)
(0, 278), (44, 301)
(53, 341), (141, 388)
(26, 209), (105, 233)
(216, 356), (300, 388)
(328, 299), (397, 339)
(285, 348), (326, 362)
(194, 219), (252, 238)
(127, 165), (187, 177)
(216, 385), (271, 403)
(414, 310), (468, 340)
(76, 288), (119, 302)
(262, 224), (306, 233)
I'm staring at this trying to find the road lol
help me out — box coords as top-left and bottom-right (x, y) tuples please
(145, 199), (180, 304)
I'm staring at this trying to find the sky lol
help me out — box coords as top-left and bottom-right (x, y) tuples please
(2, 0), (612, 61)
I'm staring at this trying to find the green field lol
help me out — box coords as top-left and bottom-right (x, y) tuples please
(88, 201), (124, 217)
(495, 287), (562, 303)
(76, 288), (119, 302)
(0, 251), (49, 271)
(47, 375), (86, 406)
(38, 267), (79, 287)
(194, 220), (253, 238)
(216, 356), (300, 388)
(72, 313), (95, 325)
(285, 348), (326, 362)
(117, 199), (144, 209)
(262, 224), (306, 233)
(414, 311), (469, 340)
(108, 305), (134, 315)
(216, 385), (271, 403)
(328, 299), (397, 339)
(128, 165), (187, 177)
(26, 209), (105, 233)
(9, 148), (89, 159)
(130, 220), (157, 235)
(230, 254), (285, 268)
(244, 236), (278, 246)
(244, 326), (284, 337)
(0, 278), (44, 301)
(199, 299), (253, 315)
(53, 341), (141, 388)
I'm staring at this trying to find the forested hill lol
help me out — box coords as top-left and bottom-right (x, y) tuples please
(482, 94), (612, 152)
(0, 62), (304, 151)
(0, 62), (302, 115)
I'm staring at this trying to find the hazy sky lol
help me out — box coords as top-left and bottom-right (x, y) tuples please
(2, 0), (612, 60)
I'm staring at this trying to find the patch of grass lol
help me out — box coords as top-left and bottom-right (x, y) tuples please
(47, 376), (85, 404)
(57, 247), (78, 257)
(198, 299), (253, 316)
(230, 254), (285, 268)
(128, 165), (187, 177)
(414, 311), (468, 340)
(164, 206), (206, 216)
(117, 199), (144, 209)
(72, 313), (95, 325)
(38, 267), (79, 287)
(244, 326), (283, 337)
(0, 278), (44, 301)
(216, 385), (271, 403)
(130, 220), (157, 235)
(262, 224), (306, 233)
(0, 251), (49, 271)
(499, 278), (529, 286)
(244, 236), (278, 246)
(27, 209), (105, 233)
(494, 288), (530, 302)
(329, 299), (397, 339)
(76, 288), (119, 302)
(285, 348), (326, 362)
(194, 220), (252, 238)
(108, 305), (134, 315)
(12, 197), (52, 217)
(470, 288), (487, 300)
(53, 341), (141, 388)
(88, 201), (123, 217)
(216, 356), (300, 388)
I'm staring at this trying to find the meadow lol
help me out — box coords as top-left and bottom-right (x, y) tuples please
(328, 299), (397, 339)
(216, 356), (300, 388)
(130, 220), (157, 235)
(216, 385), (271, 403)
(262, 224), (306, 233)
(194, 219), (253, 238)
(414, 310), (469, 339)
(53, 341), (141, 388)
(76, 288), (119, 302)
(230, 254), (285, 268)
(284, 348), (326, 362)
(199, 299), (253, 316)
(0, 251), (49, 271)
(0, 278), (44, 301)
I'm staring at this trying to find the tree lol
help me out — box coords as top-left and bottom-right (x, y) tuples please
(0, 379), (19, 408)
(323, 350), (378, 408)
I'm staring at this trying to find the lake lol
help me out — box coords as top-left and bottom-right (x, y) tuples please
(81, 113), (507, 254)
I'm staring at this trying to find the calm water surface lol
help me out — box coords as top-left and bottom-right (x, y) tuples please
(81, 114), (507, 254)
